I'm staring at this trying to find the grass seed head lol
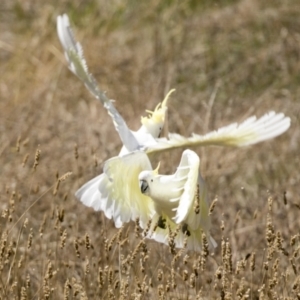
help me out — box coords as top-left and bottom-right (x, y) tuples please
(33, 148), (41, 171)
(209, 197), (218, 215)
(74, 144), (79, 160)
(85, 232), (91, 250)
(20, 286), (27, 300)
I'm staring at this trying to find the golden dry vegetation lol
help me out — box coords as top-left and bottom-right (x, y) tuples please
(1, 0), (300, 299)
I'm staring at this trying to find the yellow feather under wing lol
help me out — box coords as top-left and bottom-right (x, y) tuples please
(103, 152), (155, 228)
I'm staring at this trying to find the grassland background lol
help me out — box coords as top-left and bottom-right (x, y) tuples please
(1, 0), (300, 299)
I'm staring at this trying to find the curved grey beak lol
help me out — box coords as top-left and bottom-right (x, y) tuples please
(139, 180), (149, 194)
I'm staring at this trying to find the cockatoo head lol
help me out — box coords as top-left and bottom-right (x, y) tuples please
(138, 163), (160, 196)
(140, 89), (175, 137)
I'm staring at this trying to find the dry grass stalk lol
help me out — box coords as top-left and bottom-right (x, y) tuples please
(209, 197), (218, 215)
(32, 148), (41, 171)
(63, 278), (71, 300)
(22, 153), (29, 167)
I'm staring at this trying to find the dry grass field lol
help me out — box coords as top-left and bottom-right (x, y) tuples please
(1, 0), (300, 298)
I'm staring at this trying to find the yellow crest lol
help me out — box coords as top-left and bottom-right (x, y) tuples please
(153, 162), (161, 175)
(141, 89), (175, 126)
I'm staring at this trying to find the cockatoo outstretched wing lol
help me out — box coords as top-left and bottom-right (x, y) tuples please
(102, 151), (155, 227)
(146, 111), (291, 154)
(57, 14), (139, 152)
(76, 151), (155, 227)
(75, 173), (125, 226)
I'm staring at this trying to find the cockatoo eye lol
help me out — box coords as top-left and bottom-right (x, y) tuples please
(139, 180), (149, 194)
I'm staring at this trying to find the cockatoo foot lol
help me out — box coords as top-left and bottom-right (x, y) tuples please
(157, 216), (167, 229)
(182, 223), (191, 236)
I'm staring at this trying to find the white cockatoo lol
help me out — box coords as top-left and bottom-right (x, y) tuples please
(92, 148), (216, 251)
(138, 149), (216, 251)
(57, 14), (291, 251)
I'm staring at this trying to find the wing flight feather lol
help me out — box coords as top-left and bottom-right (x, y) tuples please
(57, 14), (139, 152)
(173, 150), (200, 225)
(146, 111), (291, 154)
(103, 151), (155, 227)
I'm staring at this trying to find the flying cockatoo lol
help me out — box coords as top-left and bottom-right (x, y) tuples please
(138, 149), (216, 251)
(93, 148), (215, 251)
(57, 13), (291, 251)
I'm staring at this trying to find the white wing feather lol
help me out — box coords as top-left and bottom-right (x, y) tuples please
(76, 151), (155, 228)
(146, 111), (291, 154)
(75, 174), (104, 211)
(75, 173), (124, 227)
(173, 150), (200, 226)
(57, 14), (139, 152)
